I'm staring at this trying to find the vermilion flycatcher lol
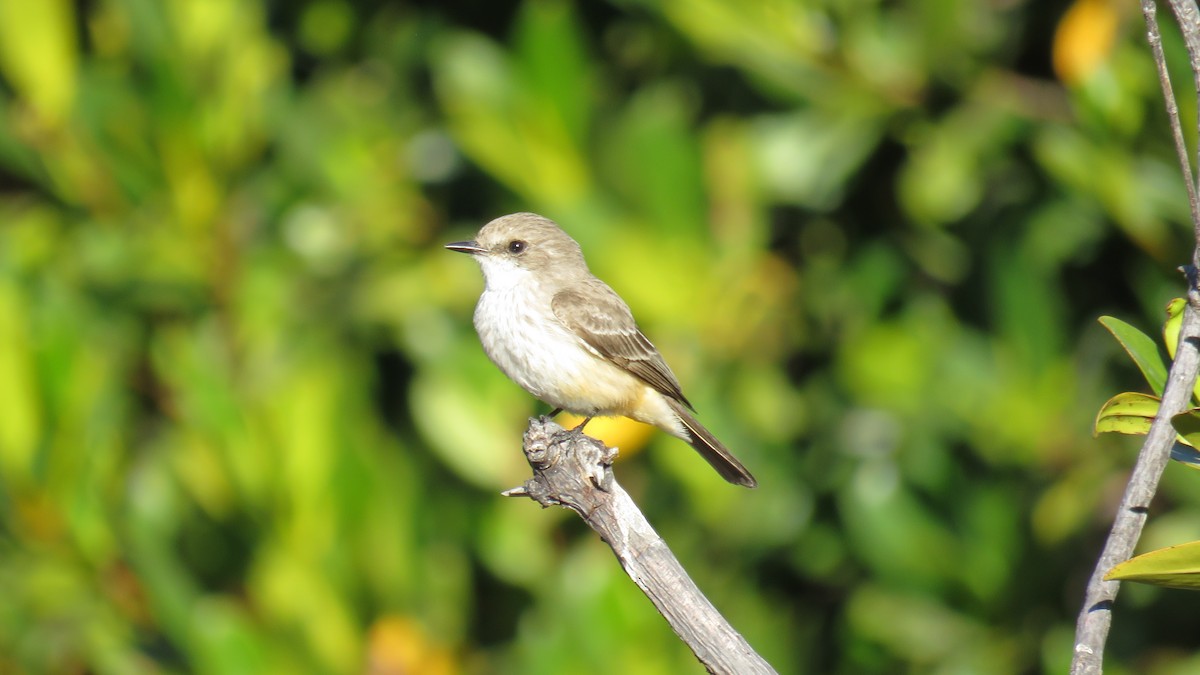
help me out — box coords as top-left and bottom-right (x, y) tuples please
(446, 213), (756, 487)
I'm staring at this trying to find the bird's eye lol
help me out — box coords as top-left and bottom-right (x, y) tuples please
(507, 240), (527, 254)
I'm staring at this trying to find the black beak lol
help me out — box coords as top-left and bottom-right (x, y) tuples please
(445, 240), (486, 254)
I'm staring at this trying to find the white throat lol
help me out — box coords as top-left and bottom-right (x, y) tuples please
(475, 254), (537, 294)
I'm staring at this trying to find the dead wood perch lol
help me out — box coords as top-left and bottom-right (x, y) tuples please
(503, 416), (777, 675)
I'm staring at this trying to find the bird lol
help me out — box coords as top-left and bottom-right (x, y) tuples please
(445, 212), (756, 487)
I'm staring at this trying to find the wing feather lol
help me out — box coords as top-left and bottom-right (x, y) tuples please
(551, 280), (692, 409)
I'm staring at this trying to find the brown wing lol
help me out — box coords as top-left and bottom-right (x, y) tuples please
(552, 280), (693, 409)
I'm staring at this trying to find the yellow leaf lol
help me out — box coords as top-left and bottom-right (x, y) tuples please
(366, 615), (458, 675)
(1093, 391), (1160, 437)
(1053, 0), (1119, 85)
(1107, 541), (1200, 590)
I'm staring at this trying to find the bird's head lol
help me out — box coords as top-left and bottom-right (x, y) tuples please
(445, 213), (588, 290)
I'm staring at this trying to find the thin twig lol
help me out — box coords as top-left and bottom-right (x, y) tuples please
(505, 417), (776, 675)
(1144, 0), (1200, 235)
(1163, 0), (1200, 262)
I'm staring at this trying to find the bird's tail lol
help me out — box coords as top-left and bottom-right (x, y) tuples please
(663, 398), (757, 488)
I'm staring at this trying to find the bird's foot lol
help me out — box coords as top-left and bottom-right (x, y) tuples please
(571, 416), (593, 434)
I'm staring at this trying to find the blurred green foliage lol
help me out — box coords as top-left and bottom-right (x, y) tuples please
(0, 0), (1197, 673)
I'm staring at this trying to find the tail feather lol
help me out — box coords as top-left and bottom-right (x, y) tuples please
(663, 398), (757, 488)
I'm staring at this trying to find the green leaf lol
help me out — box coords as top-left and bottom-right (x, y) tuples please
(1163, 297), (1185, 359)
(0, 280), (40, 481)
(1106, 541), (1200, 590)
(513, 0), (592, 146)
(1094, 396), (1200, 468)
(0, 0), (77, 124)
(1099, 315), (1169, 396)
(1160, 297), (1200, 403)
(1094, 391), (1160, 436)
(1172, 409), (1200, 450)
(432, 32), (590, 209)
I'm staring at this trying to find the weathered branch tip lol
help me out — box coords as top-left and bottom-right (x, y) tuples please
(501, 415), (776, 674)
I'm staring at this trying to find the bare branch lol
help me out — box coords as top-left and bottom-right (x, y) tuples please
(1072, 292), (1200, 674)
(506, 417), (776, 675)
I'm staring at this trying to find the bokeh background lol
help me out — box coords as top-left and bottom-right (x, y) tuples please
(0, 0), (1198, 673)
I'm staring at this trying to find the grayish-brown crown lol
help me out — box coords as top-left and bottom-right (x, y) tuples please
(473, 213), (589, 278)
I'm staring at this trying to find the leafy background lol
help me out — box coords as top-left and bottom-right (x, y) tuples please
(0, 0), (1197, 673)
